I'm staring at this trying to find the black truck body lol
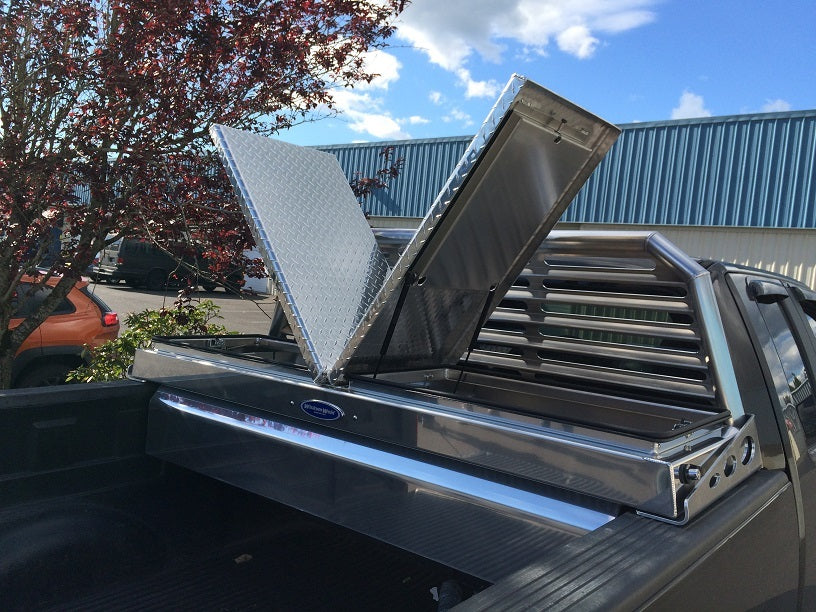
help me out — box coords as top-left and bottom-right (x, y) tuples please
(3, 75), (816, 609)
(3, 246), (816, 610)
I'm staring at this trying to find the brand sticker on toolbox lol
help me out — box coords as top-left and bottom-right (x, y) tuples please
(300, 400), (344, 421)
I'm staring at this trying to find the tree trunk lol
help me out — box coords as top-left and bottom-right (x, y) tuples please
(0, 350), (14, 389)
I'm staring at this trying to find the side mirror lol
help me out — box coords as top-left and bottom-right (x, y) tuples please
(748, 279), (789, 304)
(791, 286), (816, 307)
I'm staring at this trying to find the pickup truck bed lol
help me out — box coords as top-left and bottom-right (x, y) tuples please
(4, 249), (815, 609)
(0, 381), (802, 611)
(5, 74), (816, 608)
(0, 382), (486, 611)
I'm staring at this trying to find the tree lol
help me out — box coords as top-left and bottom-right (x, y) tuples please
(349, 145), (404, 216)
(68, 294), (230, 383)
(0, 0), (404, 388)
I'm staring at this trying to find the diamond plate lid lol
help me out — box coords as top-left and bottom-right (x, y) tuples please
(210, 126), (390, 379)
(212, 75), (620, 384)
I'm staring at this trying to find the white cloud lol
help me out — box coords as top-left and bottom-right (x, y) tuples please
(671, 91), (712, 119)
(515, 45), (549, 63)
(330, 89), (411, 140)
(456, 68), (501, 99)
(556, 25), (599, 59)
(429, 91), (444, 105)
(356, 49), (401, 90)
(442, 108), (474, 127)
(327, 85), (431, 140)
(593, 9), (656, 33)
(396, 0), (657, 91)
(315, 48), (408, 140)
(349, 113), (408, 139)
(761, 98), (792, 113)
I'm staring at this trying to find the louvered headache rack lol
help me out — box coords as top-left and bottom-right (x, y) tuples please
(466, 231), (724, 414)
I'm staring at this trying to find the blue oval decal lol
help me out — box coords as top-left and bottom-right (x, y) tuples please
(300, 400), (344, 421)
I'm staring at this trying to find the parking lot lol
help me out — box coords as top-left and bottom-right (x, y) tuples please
(86, 281), (279, 335)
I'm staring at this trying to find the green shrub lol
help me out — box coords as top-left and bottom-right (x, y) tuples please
(69, 297), (232, 383)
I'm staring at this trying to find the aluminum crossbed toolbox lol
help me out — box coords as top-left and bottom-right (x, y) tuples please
(133, 228), (759, 526)
(133, 78), (763, 580)
(211, 74), (620, 383)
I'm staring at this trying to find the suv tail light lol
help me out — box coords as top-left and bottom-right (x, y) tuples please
(103, 312), (119, 327)
(117, 257), (124, 264)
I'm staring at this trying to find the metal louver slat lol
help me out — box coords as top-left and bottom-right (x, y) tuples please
(537, 270), (686, 285)
(502, 289), (694, 314)
(476, 332), (708, 369)
(469, 353), (716, 400)
(462, 230), (738, 410)
(488, 310), (700, 341)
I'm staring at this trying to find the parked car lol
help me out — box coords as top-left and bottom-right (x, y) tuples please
(94, 238), (243, 292)
(10, 276), (120, 387)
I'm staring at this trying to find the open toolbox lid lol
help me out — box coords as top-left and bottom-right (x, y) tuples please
(211, 75), (620, 383)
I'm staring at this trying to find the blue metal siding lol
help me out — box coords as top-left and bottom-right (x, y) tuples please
(321, 110), (816, 228)
(565, 112), (816, 228)
(318, 137), (469, 218)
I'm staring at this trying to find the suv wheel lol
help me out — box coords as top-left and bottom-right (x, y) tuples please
(146, 269), (167, 291)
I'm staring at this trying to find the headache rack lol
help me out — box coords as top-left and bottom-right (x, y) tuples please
(471, 231), (727, 415)
(131, 75), (762, 583)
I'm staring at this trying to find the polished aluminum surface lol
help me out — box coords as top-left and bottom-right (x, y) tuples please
(154, 389), (610, 531)
(135, 334), (729, 518)
(336, 76), (620, 380)
(210, 125), (390, 380)
(212, 75), (619, 383)
(132, 229), (751, 521)
(638, 415), (763, 525)
(148, 388), (614, 581)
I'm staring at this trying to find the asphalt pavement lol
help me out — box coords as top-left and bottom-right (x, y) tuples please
(86, 281), (279, 335)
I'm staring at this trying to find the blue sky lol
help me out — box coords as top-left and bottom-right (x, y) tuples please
(279, 0), (816, 147)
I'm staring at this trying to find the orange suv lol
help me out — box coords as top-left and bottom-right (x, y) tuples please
(10, 276), (120, 387)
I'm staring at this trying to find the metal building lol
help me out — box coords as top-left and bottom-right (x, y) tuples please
(318, 109), (816, 287)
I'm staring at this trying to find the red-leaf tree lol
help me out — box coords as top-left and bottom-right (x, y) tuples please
(0, 0), (404, 388)
(349, 145), (404, 216)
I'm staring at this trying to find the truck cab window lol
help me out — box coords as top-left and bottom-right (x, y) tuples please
(758, 301), (816, 448)
(803, 303), (816, 338)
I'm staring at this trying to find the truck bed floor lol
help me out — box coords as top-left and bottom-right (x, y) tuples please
(2, 464), (486, 611)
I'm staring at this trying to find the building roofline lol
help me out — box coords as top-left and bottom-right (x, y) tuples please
(315, 135), (473, 149)
(616, 108), (816, 130)
(312, 109), (816, 149)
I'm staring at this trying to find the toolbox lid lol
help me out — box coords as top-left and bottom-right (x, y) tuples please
(212, 75), (620, 383)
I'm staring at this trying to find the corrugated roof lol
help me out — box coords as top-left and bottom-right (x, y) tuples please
(318, 110), (816, 228)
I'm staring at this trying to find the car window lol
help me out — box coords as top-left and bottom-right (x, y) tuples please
(12, 283), (75, 317)
(120, 240), (142, 255)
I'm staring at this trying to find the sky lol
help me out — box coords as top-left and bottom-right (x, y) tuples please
(278, 0), (816, 147)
